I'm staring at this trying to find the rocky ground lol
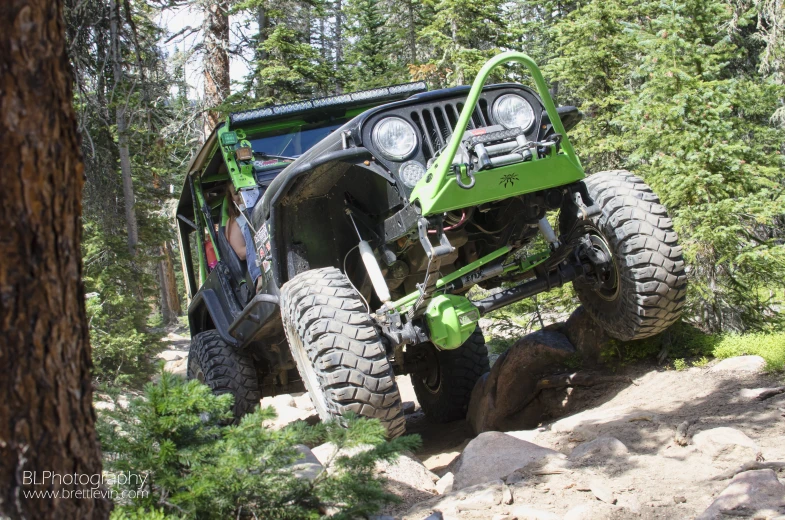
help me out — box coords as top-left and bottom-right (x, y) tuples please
(146, 317), (785, 520)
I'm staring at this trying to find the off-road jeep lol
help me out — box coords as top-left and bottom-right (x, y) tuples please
(177, 51), (687, 437)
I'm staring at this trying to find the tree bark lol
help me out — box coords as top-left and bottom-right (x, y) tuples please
(109, 0), (139, 255)
(335, 0), (343, 93)
(0, 1), (111, 518)
(203, 0), (230, 135)
(158, 241), (181, 324)
(406, 0), (416, 64)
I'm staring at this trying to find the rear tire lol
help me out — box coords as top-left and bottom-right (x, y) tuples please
(412, 327), (490, 423)
(561, 170), (687, 341)
(187, 330), (261, 421)
(280, 267), (406, 438)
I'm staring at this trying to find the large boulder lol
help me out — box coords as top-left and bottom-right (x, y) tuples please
(467, 330), (575, 434)
(710, 356), (766, 373)
(562, 306), (611, 365)
(452, 431), (565, 490)
(569, 436), (629, 462)
(697, 469), (785, 519)
(692, 427), (762, 467)
(403, 479), (505, 519)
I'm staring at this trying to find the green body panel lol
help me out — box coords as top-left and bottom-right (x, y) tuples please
(415, 154), (586, 215)
(192, 177), (210, 284)
(424, 294), (481, 350)
(216, 125), (257, 190)
(410, 51), (585, 216)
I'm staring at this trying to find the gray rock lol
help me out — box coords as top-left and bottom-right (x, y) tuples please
(164, 357), (188, 377)
(156, 349), (184, 362)
(420, 513), (443, 520)
(710, 355), (766, 373)
(377, 453), (439, 494)
(562, 306), (611, 365)
(452, 431), (564, 490)
(510, 505), (560, 520)
(692, 427), (762, 466)
(261, 393), (296, 409)
(502, 483), (513, 505)
(403, 401), (416, 415)
(569, 436), (628, 461)
(467, 330), (575, 434)
(290, 444), (324, 481)
(435, 472), (454, 495)
(403, 480), (504, 519)
(589, 478), (616, 504)
(293, 392), (315, 411)
(696, 469), (785, 520)
(267, 405), (318, 429)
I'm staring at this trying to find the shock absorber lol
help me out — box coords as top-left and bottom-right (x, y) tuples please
(346, 210), (392, 305)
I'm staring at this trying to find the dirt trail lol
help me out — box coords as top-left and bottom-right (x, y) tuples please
(389, 363), (785, 519)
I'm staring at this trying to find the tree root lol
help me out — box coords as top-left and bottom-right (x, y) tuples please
(710, 461), (785, 481)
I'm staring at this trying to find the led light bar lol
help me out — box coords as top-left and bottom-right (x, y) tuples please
(229, 82), (428, 126)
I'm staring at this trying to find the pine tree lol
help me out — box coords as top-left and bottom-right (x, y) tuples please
(343, 0), (403, 89)
(418, 0), (507, 86)
(618, 0), (785, 330)
(98, 373), (421, 519)
(546, 0), (644, 171)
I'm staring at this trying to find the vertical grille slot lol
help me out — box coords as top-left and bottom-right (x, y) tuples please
(433, 106), (452, 145)
(411, 111), (435, 159)
(423, 109), (442, 148)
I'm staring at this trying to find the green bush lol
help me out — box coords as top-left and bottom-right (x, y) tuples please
(712, 332), (785, 372)
(97, 372), (420, 519)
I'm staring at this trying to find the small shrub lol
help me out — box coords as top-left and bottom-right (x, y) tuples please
(672, 358), (687, 371)
(97, 371), (420, 519)
(712, 332), (785, 372)
(693, 356), (710, 367)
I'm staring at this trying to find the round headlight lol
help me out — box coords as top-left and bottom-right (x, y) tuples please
(399, 160), (426, 188)
(492, 94), (535, 131)
(372, 117), (417, 160)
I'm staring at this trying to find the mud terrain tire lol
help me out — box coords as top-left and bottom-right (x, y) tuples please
(187, 330), (261, 421)
(562, 170), (687, 341)
(280, 267), (406, 438)
(412, 327), (490, 423)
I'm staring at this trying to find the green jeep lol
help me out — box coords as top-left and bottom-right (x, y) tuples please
(176, 52), (687, 437)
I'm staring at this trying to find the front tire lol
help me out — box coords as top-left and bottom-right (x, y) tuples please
(412, 327), (490, 423)
(280, 267), (406, 438)
(562, 170), (687, 341)
(187, 330), (261, 421)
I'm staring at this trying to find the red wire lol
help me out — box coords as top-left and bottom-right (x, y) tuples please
(428, 210), (467, 234)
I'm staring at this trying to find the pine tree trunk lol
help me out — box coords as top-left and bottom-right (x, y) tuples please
(335, 0), (343, 92)
(407, 0), (416, 63)
(158, 241), (181, 324)
(110, 0), (139, 255)
(203, 0), (230, 135)
(0, 1), (110, 518)
(255, 6), (268, 100)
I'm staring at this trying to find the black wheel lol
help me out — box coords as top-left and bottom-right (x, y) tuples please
(187, 330), (261, 421)
(412, 327), (490, 423)
(280, 267), (406, 438)
(561, 170), (687, 341)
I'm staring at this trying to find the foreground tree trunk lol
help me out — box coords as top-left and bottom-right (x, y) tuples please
(158, 241), (182, 324)
(0, 1), (110, 518)
(203, 0), (230, 135)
